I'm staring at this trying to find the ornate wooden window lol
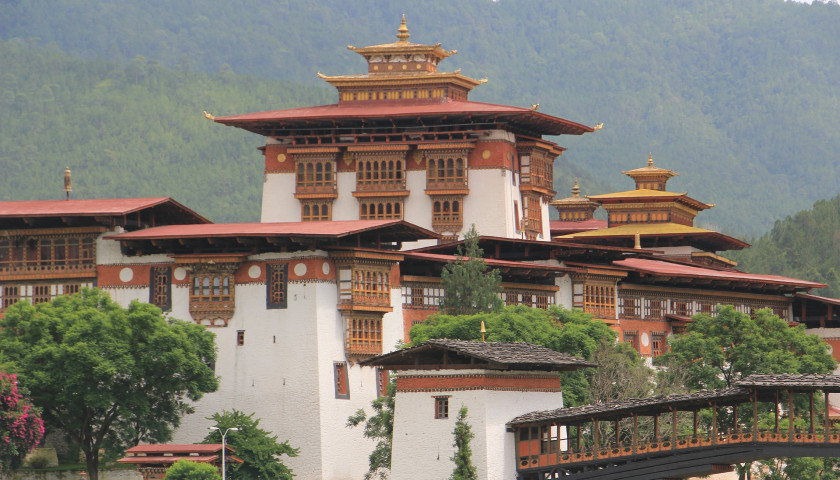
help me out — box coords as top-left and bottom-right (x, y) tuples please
(188, 264), (237, 327)
(500, 285), (557, 310)
(644, 298), (665, 320)
(63, 284), (80, 295)
(620, 297), (642, 319)
(1, 285), (19, 311)
(624, 331), (640, 352)
(359, 199), (402, 220)
(401, 278), (443, 310)
(296, 158), (335, 191)
(338, 266), (392, 310)
(267, 263), (288, 309)
(522, 193), (542, 239)
(583, 283), (616, 319)
(32, 285), (51, 304)
(426, 157), (467, 187)
(345, 314), (383, 357)
(0, 234), (96, 275)
(149, 266), (171, 311)
(356, 158), (405, 190)
(334, 362), (349, 399)
(376, 368), (389, 398)
(434, 396), (450, 419)
(236, 330), (245, 346)
(673, 301), (691, 316)
(301, 201), (331, 221)
(520, 151), (553, 191)
(651, 332), (667, 358)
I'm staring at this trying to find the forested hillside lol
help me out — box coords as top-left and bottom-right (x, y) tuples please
(731, 194), (840, 298)
(1, 0), (840, 234)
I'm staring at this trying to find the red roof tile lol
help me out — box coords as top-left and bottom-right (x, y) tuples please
(615, 258), (826, 288)
(124, 444), (227, 454)
(215, 100), (593, 136)
(404, 251), (575, 273)
(0, 198), (210, 222)
(106, 219), (436, 240)
(549, 219), (607, 235)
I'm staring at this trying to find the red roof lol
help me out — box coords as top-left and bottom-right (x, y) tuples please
(0, 198), (206, 220)
(404, 251), (576, 274)
(124, 444), (228, 454)
(118, 455), (222, 465)
(106, 219), (437, 240)
(215, 99), (593, 136)
(614, 258), (826, 289)
(795, 293), (840, 307)
(549, 219), (608, 235)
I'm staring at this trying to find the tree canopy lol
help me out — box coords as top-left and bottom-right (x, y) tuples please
(164, 459), (221, 480)
(0, 288), (218, 480)
(0, 372), (45, 472)
(410, 305), (614, 406)
(203, 410), (298, 480)
(439, 226), (503, 316)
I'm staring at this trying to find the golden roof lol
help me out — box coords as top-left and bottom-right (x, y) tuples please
(622, 153), (678, 179)
(559, 222), (715, 238)
(550, 179), (600, 207)
(587, 188), (714, 210)
(346, 15), (456, 61)
(318, 71), (483, 89)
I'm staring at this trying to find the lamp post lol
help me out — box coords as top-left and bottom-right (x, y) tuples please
(210, 426), (239, 480)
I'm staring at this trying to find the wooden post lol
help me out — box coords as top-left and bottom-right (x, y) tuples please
(712, 402), (718, 445)
(576, 424), (581, 452)
(810, 391), (815, 433)
(825, 391), (831, 440)
(672, 408), (678, 450)
(789, 389), (795, 441)
(734, 403), (739, 434)
(693, 410), (698, 436)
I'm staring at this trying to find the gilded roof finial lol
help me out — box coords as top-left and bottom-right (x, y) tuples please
(571, 178), (580, 197)
(64, 166), (72, 200)
(397, 14), (410, 42)
(648, 153), (654, 167)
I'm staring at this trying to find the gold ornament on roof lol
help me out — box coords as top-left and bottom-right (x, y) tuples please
(571, 178), (581, 197)
(648, 153), (654, 166)
(203, 111), (215, 120)
(593, 123), (604, 131)
(530, 103), (540, 111)
(397, 14), (410, 42)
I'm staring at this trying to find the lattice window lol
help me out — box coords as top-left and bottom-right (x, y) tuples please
(583, 283), (616, 319)
(346, 315), (383, 357)
(302, 202), (331, 221)
(651, 332), (667, 358)
(434, 396), (450, 419)
(236, 330), (245, 346)
(522, 193), (543, 239)
(0, 235), (95, 274)
(32, 285), (51, 304)
(620, 297), (642, 319)
(267, 263), (288, 309)
(376, 368), (390, 398)
(149, 266), (171, 311)
(296, 158), (335, 189)
(63, 284), (80, 295)
(697, 302), (715, 315)
(359, 200), (402, 220)
(520, 152), (553, 190)
(624, 331), (640, 352)
(672, 301), (691, 316)
(334, 362), (349, 399)
(188, 267), (236, 327)
(192, 274), (232, 302)
(644, 299), (665, 320)
(357, 159), (404, 188)
(338, 267), (391, 308)
(401, 283), (444, 309)
(427, 157), (467, 186)
(1, 285), (20, 311)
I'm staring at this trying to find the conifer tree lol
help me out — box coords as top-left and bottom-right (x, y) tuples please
(450, 406), (477, 480)
(439, 225), (503, 315)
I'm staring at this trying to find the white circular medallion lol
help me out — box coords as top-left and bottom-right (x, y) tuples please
(119, 267), (134, 283)
(322, 262), (331, 275)
(640, 332), (650, 347)
(248, 265), (262, 279)
(174, 267), (187, 281)
(294, 262), (307, 277)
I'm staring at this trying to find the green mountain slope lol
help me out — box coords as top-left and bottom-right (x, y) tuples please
(0, 39), (332, 222)
(731, 194), (840, 298)
(1, 0), (840, 235)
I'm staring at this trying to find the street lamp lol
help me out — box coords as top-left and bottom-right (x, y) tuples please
(209, 426), (239, 480)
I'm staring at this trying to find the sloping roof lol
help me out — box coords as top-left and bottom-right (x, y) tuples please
(795, 293), (840, 307)
(549, 219), (608, 235)
(557, 222), (749, 251)
(362, 339), (597, 371)
(107, 219), (438, 241)
(215, 99), (593, 137)
(0, 198), (209, 222)
(735, 374), (840, 391)
(615, 257), (826, 289)
(124, 444), (229, 454)
(403, 251), (576, 275)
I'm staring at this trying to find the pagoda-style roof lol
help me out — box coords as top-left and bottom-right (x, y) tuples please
(549, 219), (608, 236)
(556, 223), (749, 252)
(346, 15), (456, 63)
(214, 99), (593, 137)
(622, 154), (678, 180)
(106, 219), (438, 255)
(587, 189), (714, 211)
(0, 197), (210, 230)
(361, 339), (597, 372)
(118, 444), (242, 467)
(614, 257), (826, 292)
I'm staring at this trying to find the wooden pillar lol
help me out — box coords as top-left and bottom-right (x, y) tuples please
(825, 391), (831, 439)
(672, 408), (678, 449)
(829, 304), (834, 325)
(734, 404), (739, 433)
(576, 424), (581, 452)
(810, 391), (816, 433)
(789, 389), (795, 440)
(712, 402), (718, 445)
(801, 301), (807, 325)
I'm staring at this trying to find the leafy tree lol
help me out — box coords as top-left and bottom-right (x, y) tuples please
(587, 340), (653, 404)
(450, 406), (477, 480)
(0, 372), (45, 472)
(411, 305), (613, 406)
(346, 380), (395, 480)
(164, 459), (221, 480)
(204, 410), (298, 480)
(656, 306), (837, 480)
(0, 288), (218, 480)
(439, 225), (503, 315)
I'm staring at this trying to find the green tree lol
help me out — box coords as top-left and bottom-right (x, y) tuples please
(164, 459), (221, 480)
(656, 306), (837, 480)
(439, 225), (503, 315)
(450, 406), (477, 480)
(0, 288), (218, 480)
(411, 305), (613, 406)
(346, 380), (395, 480)
(204, 410), (298, 480)
(0, 372), (45, 472)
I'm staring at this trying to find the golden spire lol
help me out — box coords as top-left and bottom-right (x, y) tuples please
(571, 178), (581, 197)
(648, 153), (654, 167)
(64, 166), (72, 200)
(396, 14), (410, 42)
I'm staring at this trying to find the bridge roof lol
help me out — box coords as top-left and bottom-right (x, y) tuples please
(509, 374), (840, 426)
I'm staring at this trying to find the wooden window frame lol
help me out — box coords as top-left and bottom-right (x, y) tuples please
(376, 368), (390, 398)
(301, 201), (332, 221)
(334, 362), (350, 399)
(434, 396), (450, 419)
(359, 199), (403, 220)
(149, 266), (172, 311)
(624, 330), (640, 352)
(236, 330), (245, 346)
(267, 263), (288, 309)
